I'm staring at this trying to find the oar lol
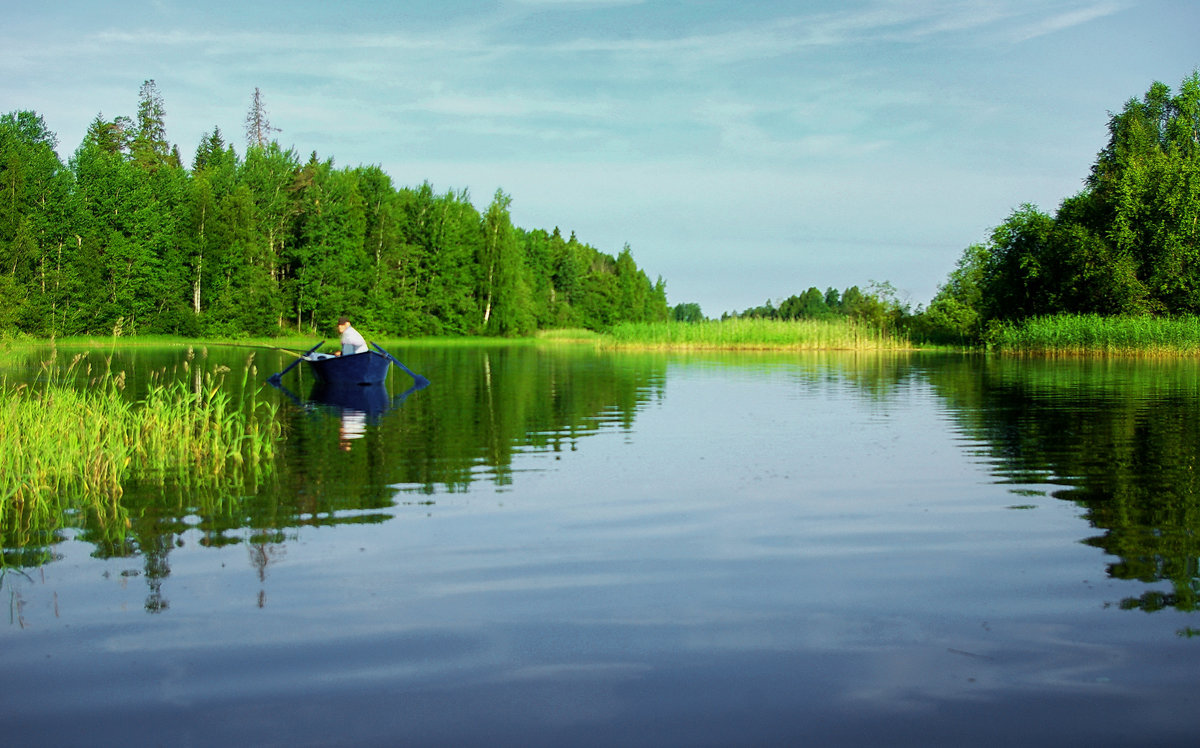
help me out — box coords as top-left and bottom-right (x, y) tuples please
(268, 341), (324, 385)
(265, 378), (303, 407)
(370, 341), (430, 388)
(390, 380), (425, 408)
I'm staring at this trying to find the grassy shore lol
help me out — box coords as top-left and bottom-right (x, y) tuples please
(1, 354), (280, 532)
(988, 314), (1200, 356)
(3, 321), (917, 353)
(597, 318), (913, 350)
(15, 314), (1198, 356)
(0, 333), (543, 353)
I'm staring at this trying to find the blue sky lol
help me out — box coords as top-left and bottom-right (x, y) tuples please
(3, 1), (1197, 315)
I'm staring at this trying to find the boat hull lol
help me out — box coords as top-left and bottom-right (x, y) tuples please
(303, 350), (392, 386)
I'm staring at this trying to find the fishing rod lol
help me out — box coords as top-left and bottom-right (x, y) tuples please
(206, 341), (315, 356)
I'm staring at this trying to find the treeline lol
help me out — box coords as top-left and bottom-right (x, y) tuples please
(0, 81), (668, 339)
(723, 281), (909, 334)
(923, 72), (1200, 342)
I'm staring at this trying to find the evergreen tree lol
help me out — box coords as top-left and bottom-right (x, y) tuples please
(130, 79), (172, 171)
(244, 87), (280, 150)
(238, 141), (297, 330)
(614, 244), (649, 323)
(2, 85), (675, 338)
(82, 114), (133, 156)
(287, 156), (369, 332)
(549, 228), (584, 326)
(395, 183), (479, 335)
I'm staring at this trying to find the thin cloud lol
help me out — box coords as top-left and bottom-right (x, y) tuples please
(48, 2), (1130, 90)
(534, 0), (1130, 66)
(1008, 1), (1128, 41)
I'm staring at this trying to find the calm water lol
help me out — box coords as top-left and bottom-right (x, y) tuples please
(2, 345), (1198, 747)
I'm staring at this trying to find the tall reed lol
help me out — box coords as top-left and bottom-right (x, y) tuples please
(989, 315), (1200, 356)
(0, 354), (280, 545)
(602, 318), (911, 350)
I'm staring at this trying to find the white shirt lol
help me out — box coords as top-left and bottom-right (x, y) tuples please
(340, 324), (368, 355)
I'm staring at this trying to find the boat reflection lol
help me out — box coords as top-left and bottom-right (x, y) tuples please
(270, 378), (429, 449)
(310, 381), (394, 414)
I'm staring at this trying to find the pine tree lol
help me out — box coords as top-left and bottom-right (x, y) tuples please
(131, 79), (171, 171)
(244, 87), (281, 150)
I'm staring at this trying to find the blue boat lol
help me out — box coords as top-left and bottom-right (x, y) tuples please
(268, 340), (429, 388)
(304, 350), (392, 386)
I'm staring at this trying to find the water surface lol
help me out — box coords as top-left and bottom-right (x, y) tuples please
(2, 346), (1197, 746)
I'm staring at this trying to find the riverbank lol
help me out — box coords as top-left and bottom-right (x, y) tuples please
(1, 324), (918, 354)
(6, 313), (1200, 355)
(0, 333), (543, 353)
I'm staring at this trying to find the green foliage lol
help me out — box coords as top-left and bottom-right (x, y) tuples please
(130, 79), (173, 171)
(0, 111), (73, 336)
(779, 287), (833, 320)
(672, 302), (704, 323)
(926, 72), (1200, 338)
(480, 190), (533, 336)
(980, 204), (1059, 319)
(0, 85), (666, 339)
(918, 243), (986, 343)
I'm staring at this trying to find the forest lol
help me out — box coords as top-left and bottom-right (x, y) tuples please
(920, 72), (1200, 342)
(0, 82), (669, 339)
(3, 73), (1198, 344)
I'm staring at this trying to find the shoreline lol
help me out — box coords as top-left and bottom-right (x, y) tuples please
(5, 312), (1200, 357)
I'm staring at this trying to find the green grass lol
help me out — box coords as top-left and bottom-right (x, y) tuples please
(0, 354), (280, 538)
(599, 318), (912, 350)
(988, 314), (1200, 356)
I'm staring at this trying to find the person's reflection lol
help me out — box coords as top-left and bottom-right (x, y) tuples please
(338, 407), (367, 451)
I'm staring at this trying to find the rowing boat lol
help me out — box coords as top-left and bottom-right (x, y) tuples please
(304, 350), (392, 385)
(267, 341), (429, 388)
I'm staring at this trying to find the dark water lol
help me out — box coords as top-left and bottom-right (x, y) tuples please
(2, 345), (1198, 747)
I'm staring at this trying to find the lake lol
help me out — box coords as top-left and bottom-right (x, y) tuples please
(2, 344), (1198, 747)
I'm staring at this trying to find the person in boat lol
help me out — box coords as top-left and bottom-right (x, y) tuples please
(336, 317), (368, 356)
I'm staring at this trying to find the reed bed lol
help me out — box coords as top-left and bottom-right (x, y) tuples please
(989, 314), (1200, 356)
(0, 354), (280, 532)
(535, 328), (604, 343)
(602, 318), (911, 350)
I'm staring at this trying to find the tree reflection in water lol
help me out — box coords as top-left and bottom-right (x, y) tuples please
(0, 345), (665, 610)
(5, 346), (1195, 622)
(927, 355), (1200, 614)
